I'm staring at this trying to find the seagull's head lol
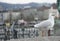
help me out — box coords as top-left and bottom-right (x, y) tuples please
(50, 12), (59, 19)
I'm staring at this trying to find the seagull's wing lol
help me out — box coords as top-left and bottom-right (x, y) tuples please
(34, 20), (52, 28)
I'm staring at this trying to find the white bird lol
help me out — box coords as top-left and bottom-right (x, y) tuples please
(34, 13), (59, 30)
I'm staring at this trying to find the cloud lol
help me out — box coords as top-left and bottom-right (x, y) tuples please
(0, 0), (57, 4)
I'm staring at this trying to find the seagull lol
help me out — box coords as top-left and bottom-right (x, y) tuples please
(34, 12), (59, 36)
(34, 12), (59, 29)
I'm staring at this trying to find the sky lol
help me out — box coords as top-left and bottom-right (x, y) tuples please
(0, 0), (57, 4)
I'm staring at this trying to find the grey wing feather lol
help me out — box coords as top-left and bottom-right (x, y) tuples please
(34, 20), (52, 28)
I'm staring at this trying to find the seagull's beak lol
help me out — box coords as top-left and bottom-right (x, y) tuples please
(55, 14), (59, 19)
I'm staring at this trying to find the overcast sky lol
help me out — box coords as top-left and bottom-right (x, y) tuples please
(0, 0), (57, 4)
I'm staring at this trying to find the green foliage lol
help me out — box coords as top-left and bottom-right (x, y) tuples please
(57, 0), (60, 13)
(24, 13), (34, 21)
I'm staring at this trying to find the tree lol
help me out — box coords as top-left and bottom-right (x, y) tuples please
(57, 0), (60, 13)
(18, 11), (25, 20)
(24, 13), (34, 21)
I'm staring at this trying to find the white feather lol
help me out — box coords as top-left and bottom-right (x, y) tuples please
(34, 13), (55, 30)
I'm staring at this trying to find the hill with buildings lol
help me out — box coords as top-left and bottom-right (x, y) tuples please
(0, 2), (52, 10)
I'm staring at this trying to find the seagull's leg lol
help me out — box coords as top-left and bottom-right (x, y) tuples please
(41, 28), (47, 37)
(42, 30), (45, 37)
(48, 29), (50, 36)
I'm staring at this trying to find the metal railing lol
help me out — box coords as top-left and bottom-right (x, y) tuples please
(0, 23), (39, 40)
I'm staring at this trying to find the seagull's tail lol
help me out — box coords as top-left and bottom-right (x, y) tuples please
(34, 23), (41, 28)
